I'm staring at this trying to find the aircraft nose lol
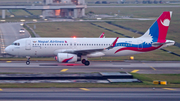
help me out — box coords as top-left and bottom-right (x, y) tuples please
(5, 46), (11, 54)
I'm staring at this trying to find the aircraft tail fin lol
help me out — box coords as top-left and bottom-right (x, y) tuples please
(140, 11), (172, 43)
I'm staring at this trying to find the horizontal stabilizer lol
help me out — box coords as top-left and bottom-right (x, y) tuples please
(152, 41), (175, 47)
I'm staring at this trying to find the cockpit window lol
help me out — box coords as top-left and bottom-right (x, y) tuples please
(12, 43), (20, 46)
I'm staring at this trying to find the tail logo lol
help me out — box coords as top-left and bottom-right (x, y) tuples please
(143, 30), (153, 44)
(160, 19), (170, 26)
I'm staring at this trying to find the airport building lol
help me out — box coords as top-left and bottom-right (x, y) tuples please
(43, 0), (86, 18)
(0, 0), (86, 19)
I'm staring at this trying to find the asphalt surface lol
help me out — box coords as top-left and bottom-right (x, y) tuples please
(0, 61), (180, 74)
(0, 88), (179, 101)
(0, 22), (30, 54)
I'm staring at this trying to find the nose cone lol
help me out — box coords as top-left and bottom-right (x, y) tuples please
(5, 46), (11, 54)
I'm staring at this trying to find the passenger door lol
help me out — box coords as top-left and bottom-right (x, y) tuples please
(26, 40), (31, 50)
(138, 40), (143, 50)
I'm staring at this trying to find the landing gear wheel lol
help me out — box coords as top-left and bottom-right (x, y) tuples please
(26, 56), (30, 65)
(84, 61), (90, 66)
(82, 59), (86, 64)
(26, 61), (30, 65)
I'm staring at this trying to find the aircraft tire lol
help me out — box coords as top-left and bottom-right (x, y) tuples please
(84, 61), (90, 66)
(26, 61), (30, 65)
(82, 59), (86, 64)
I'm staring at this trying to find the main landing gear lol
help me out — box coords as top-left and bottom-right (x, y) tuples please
(26, 56), (30, 65)
(82, 59), (90, 66)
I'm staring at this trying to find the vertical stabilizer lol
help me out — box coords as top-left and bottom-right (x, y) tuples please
(141, 11), (172, 43)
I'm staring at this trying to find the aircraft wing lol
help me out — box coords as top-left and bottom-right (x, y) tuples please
(64, 48), (105, 55)
(54, 37), (119, 55)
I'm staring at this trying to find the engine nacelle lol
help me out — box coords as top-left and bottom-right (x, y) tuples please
(57, 53), (80, 63)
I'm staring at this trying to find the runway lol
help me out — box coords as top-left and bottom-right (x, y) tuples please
(0, 61), (180, 74)
(0, 88), (179, 101)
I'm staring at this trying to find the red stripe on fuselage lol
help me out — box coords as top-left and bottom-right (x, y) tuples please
(115, 45), (162, 54)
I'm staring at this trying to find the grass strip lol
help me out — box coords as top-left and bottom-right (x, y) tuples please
(23, 24), (35, 37)
(0, 73), (179, 88)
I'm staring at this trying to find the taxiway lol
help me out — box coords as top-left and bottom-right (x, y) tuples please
(0, 61), (180, 74)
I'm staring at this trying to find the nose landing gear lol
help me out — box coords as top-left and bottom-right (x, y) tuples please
(26, 56), (30, 65)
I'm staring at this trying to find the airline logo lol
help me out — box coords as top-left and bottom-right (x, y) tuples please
(36, 40), (67, 43)
(157, 11), (171, 43)
(62, 57), (74, 63)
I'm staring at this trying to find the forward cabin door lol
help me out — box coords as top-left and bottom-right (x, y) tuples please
(26, 40), (31, 50)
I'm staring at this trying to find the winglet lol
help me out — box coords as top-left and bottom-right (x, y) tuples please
(99, 32), (105, 38)
(106, 37), (119, 49)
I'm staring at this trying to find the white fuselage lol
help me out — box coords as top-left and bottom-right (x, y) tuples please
(5, 37), (148, 57)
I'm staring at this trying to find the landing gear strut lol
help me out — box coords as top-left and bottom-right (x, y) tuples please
(26, 56), (30, 65)
(81, 59), (90, 66)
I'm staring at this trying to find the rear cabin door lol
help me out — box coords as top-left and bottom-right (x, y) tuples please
(138, 40), (143, 50)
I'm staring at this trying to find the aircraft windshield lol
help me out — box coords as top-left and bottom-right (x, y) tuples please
(12, 43), (20, 46)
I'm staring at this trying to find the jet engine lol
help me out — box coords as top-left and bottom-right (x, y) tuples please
(56, 53), (80, 63)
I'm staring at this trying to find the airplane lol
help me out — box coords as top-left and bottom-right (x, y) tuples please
(5, 11), (175, 66)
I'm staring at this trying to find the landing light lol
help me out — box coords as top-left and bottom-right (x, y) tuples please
(130, 56), (134, 60)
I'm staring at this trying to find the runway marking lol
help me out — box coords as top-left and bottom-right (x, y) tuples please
(150, 66), (156, 70)
(80, 88), (90, 91)
(60, 69), (68, 72)
(6, 61), (12, 63)
(163, 88), (176, 91)
(0, 89), (2, 91)
(131, 70), (139, 73)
